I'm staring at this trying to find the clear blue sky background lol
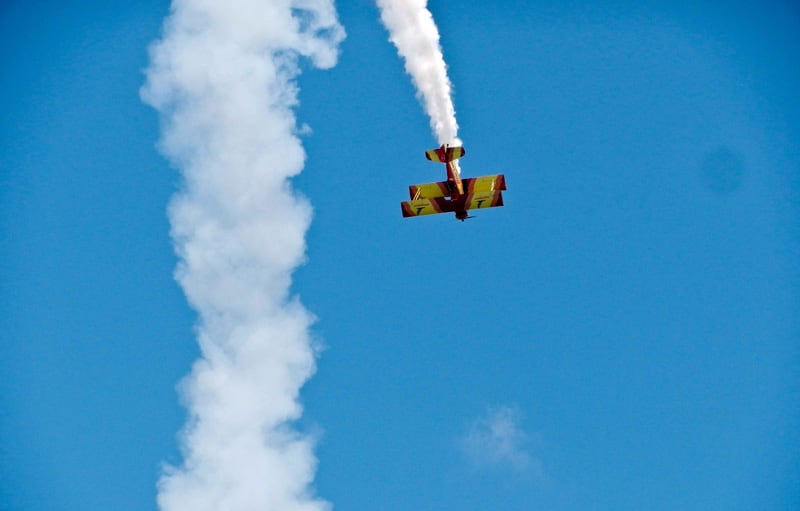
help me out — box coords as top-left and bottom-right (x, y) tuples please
(2, 1), (798, 510)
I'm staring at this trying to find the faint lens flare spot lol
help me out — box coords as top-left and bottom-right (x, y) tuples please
(458, 405), (543, 477)
(700, 146), (745, 195)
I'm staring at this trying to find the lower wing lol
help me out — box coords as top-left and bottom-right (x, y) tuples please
(400, 190), (504, 218)
(465, 190), (504, 211)
(400, 197), (455, 217)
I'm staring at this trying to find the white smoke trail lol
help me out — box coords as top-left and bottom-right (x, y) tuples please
(141, 1), (344, 510)
(376, 0), (460, 145)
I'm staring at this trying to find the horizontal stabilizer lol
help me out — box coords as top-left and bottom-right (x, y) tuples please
(425, 145), (466, 163)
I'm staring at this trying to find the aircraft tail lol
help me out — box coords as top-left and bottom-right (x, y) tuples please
(425, 145), (465, 163)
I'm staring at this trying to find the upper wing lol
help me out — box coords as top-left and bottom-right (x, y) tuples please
(408, 181), (449, 199)
(410, 174), (505, 199)
(462, 174), (506, 194)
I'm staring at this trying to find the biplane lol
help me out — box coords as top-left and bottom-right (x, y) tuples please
(400, 145), (506, 221)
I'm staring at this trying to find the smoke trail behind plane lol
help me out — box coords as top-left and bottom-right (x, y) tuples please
(141, 1), (343, 510)
(376, 0), (460, 145)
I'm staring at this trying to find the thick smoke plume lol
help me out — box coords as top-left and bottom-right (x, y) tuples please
(141, 1), (343, 510)
(376, 0), (460, 145)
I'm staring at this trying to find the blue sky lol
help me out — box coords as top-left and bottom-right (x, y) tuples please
(2, 1), (799, 510)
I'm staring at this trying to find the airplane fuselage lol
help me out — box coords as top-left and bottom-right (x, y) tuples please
(428, 144), (465, 199)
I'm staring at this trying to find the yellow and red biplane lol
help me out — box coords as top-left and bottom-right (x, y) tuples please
(400, 145), (506, 221)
